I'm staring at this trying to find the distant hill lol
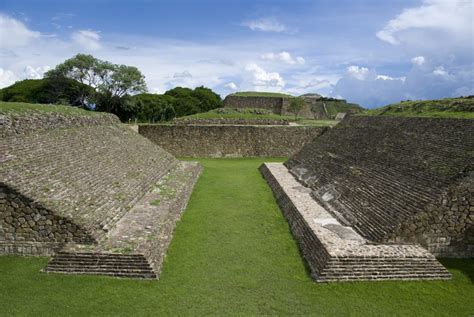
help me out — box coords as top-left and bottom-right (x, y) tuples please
(363, 96), (474, 119)
(0, 78), (91, 106)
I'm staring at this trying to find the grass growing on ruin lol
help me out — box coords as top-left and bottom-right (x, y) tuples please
(0, 101), (100, 116)
(1, 158), (473, 316)
(178, 108), (338, 126)
(231, 91), (293, 97)
(363, 97), (474, 119)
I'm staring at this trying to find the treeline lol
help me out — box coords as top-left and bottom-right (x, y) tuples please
(128, 87), (222, 122)
(0, 54), (223, 122)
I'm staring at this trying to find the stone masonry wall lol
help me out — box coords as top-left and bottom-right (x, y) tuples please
(223, 95), (283, 114)
(391, 171), (473, 257)
(0, 184), (94, 254)
(1, 110), (178, 254)
(173, 118), (289, 125)
(139, 125), (327, 157)
(286, 115), (473, 257)
(223, 95), (325, 119)
(0, 111), (119, 137)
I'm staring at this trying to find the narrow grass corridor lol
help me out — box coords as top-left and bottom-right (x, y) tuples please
(0, 158), (472, 316)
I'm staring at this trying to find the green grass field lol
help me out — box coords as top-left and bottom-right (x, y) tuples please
(1, 158), (473, 316)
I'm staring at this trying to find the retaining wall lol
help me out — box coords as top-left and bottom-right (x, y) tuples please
(139, 124), (327, 157)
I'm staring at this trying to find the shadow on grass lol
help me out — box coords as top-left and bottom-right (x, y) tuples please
(439, 258), (474, 283)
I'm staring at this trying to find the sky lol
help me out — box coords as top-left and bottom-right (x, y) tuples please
(0, 0), (473, 108)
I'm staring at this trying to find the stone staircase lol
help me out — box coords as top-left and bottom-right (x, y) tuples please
(316, 257), (451, 282)
(43, 252), (156, 279)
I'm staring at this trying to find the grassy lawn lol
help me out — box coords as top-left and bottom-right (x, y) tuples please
(1, 158), (473, 316)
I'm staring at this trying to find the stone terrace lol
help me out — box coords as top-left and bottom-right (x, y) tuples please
(286, 116), (473, 257)
(260, 163), (451, 282)
(0, 110), (201, 279)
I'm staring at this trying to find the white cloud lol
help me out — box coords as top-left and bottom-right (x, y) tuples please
(333, 60), (474, 108)
(411, 56), (425, 66)
(0, 14), (40, 48)
(296, 56), (306, 64)
(347, 66), (371, 80)
(243, 17), (286, 32)
(244, 63), (285, 89)
(433, 66), (449, 77)
(261, 51), (305, 65)
(376, 0), (473, 46)
(23, 65), (50, 79)
(173, 70), (192, 78)
(0, 68), (18, 87)
(71, 30), (101, 50)
(224, 82), (238, 90)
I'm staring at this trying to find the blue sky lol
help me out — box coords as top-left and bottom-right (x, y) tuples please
(0, 0), (473, 108)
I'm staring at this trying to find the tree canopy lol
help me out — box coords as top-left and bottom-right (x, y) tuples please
(45, 54), (147, 111)
(1, 54), (223, 122)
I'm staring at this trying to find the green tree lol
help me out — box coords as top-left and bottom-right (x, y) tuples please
(190, 86), (223, 112)
(164, 86), (222, 117)
(131, 93), (175, 122)
(45, 54), (101, 107)
(46, 54), (147, 116)
(288, 97), (306, 119)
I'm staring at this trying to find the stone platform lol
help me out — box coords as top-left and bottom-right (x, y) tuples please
(43, 161), (202, 279)
(260, 163), (451, 282)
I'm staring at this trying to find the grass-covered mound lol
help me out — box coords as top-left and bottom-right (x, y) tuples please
(0, 101), (100, 116)
(231, 91), (293, 97)
(178, 108), (338, 126)
(314, 97), (364, 116)
(363, 96), (474, 119)
(0, 158), (473, 316)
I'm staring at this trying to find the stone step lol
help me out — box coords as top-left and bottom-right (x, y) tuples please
(45, 267), (154, 273)
(49, 258), (149, 264)
(55, 252), (146, 259)
(316, 274), (451, 282)
(46, 264), (153, 270)
(43, 251), (156, 279)
(44, 270), (156, 279)
(322, 268), (450, 274)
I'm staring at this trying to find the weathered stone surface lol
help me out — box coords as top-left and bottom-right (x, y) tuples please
(260, 163), (451, 282)
(1, 110), (202, 279)
(173, 118), (289, 125)
(286, 115), (473, 257)
(139, 125), (326, 157)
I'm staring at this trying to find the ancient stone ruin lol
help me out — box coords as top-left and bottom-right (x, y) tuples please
(0, 111), (201, 279)
(223, 93), (360, 119)
(139, 124), (326, 157)
(261, 115), (473, 282)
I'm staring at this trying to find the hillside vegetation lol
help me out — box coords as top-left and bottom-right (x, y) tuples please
(0, 78), (91, 106)
(363, 97), (474, 119)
